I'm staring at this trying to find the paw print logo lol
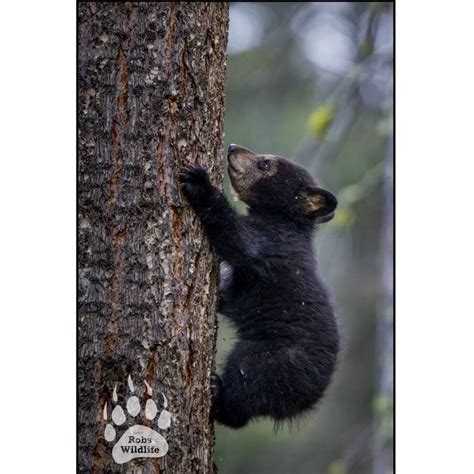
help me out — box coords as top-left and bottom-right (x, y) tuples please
(103, 375), (172, 465)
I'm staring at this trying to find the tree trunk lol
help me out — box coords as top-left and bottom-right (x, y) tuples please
(78, 3), (229, 472)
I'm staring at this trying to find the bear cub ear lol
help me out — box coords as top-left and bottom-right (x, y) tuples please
(302, 186), (338, 223)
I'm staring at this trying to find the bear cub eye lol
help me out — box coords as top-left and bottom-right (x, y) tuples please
(257, 160), (270, 171)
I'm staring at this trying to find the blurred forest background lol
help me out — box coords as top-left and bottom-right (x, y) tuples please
(216, 2), (393, 474)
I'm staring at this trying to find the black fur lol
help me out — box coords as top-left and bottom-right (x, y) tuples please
(180, 145), (340, 429)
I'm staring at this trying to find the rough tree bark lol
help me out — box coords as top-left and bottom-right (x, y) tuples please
(78, 3), (229, 472)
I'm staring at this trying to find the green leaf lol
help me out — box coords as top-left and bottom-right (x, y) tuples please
(331, 207), (356, 229)
(307, 104), (336, 137)
(328, 460), (346, 474)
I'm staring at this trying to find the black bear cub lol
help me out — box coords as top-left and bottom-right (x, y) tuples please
(180, 144), (340, 429)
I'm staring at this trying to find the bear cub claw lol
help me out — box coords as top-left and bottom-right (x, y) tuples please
(180, 165), (213, 204)
(211, 371), (223, 403)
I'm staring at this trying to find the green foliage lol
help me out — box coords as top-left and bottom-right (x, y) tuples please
(369, 2), (386, 15)
(307, 104), (336, 138)
(373, 395), (394, 437)
(358, 39), (374, 60)
(328, 460), (347, 474)
(331, 207), (357, 229)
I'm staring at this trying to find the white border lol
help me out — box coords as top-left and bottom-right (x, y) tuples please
(0, 1), (76, 471)
(397, 1), (474, 472)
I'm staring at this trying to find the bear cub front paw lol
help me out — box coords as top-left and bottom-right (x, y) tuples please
(180, 165), (214, 207)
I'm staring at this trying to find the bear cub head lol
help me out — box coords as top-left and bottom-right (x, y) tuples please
(227, 144), (337, 224)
